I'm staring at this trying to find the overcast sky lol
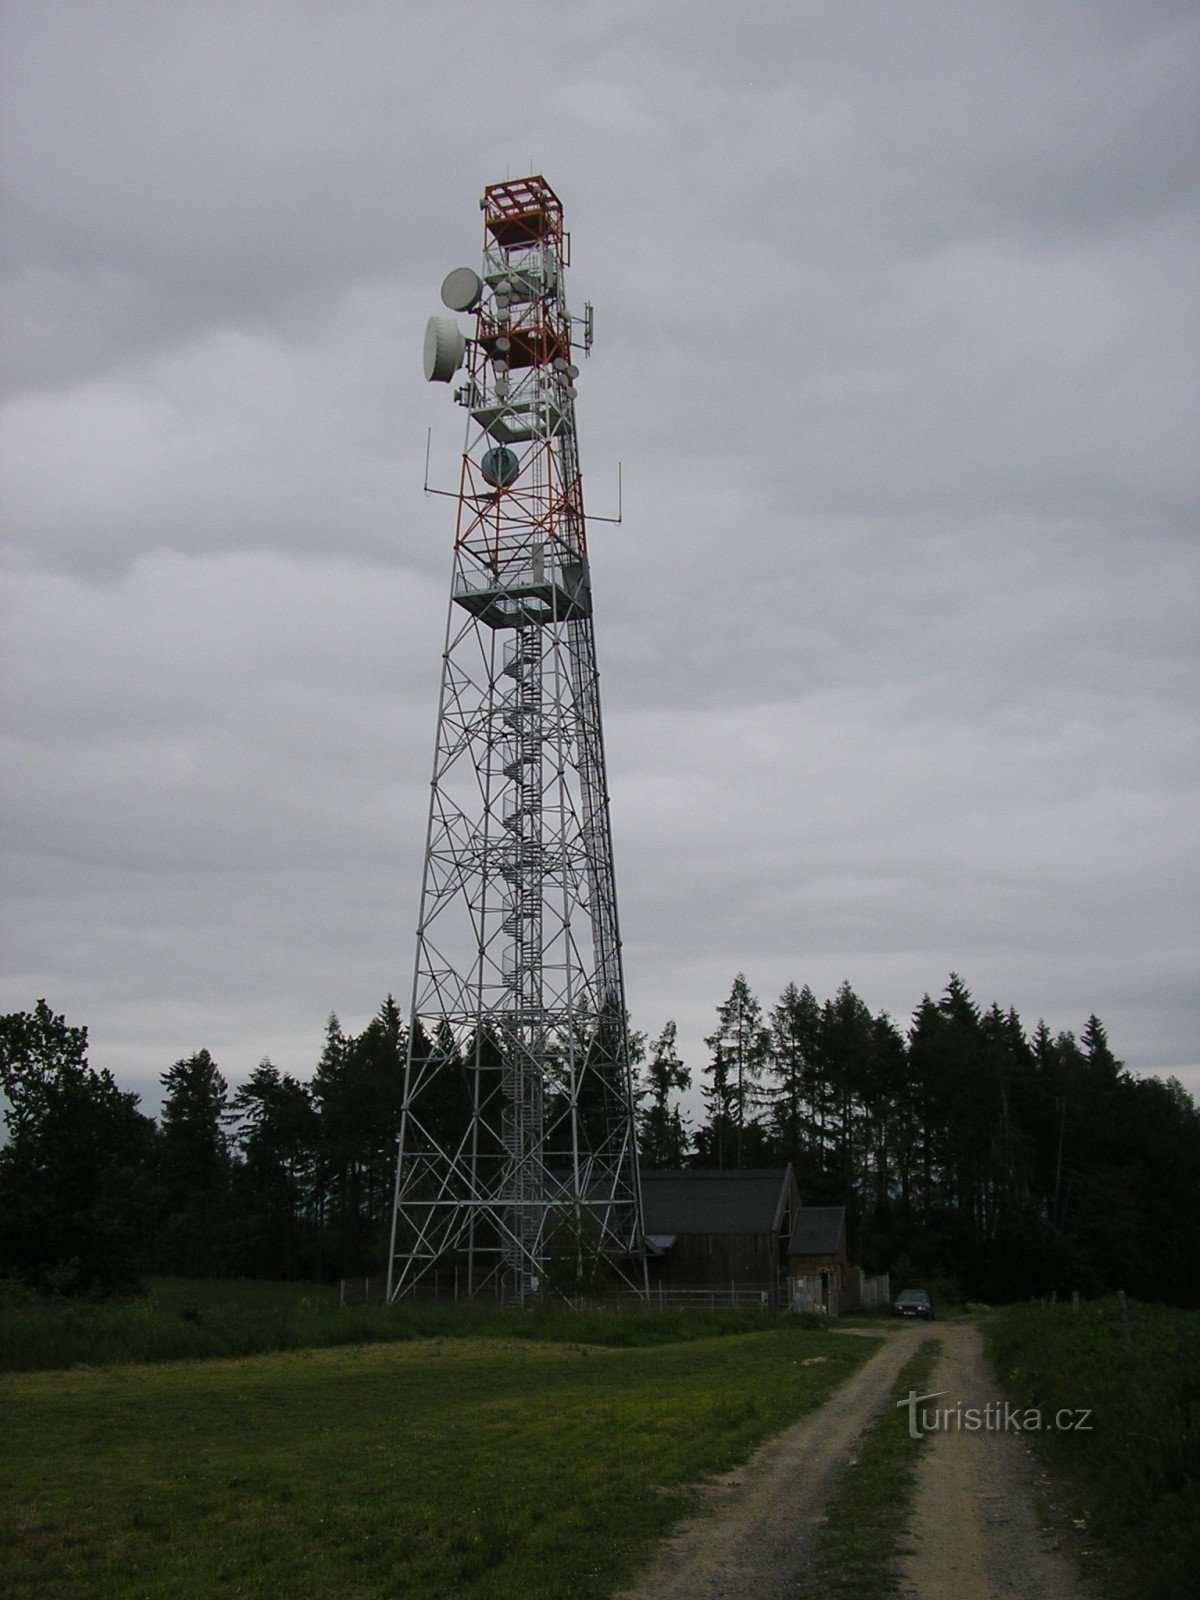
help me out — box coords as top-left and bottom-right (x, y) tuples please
(2, 0), (1197, 1119)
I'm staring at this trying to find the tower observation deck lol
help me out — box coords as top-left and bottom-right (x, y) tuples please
(387, 177), (647, 1306)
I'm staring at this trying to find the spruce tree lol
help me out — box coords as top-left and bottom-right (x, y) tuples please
(637, 1021), (691, 1168)
(156, 1049), (231, 1275)
(700, 975), (769, 1167)
(765, 982), (820, 1170)
(230, 1060), (316, 1279)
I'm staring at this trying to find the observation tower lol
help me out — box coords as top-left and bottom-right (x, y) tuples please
(387, 177), (646, 1305)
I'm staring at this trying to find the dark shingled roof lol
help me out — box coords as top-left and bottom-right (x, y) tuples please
(640, 1168), (794, 1235)
(788, 1206), (846, 1257)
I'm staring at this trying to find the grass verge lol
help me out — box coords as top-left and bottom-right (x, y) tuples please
(795, 1335), (941, 1598)
(984, 1298), (1200, 1600)
(0, 1276), (803, 1372)
(0, 1324), (877, 1600)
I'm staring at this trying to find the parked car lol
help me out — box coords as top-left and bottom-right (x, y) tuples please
(893, 1288), (934, 1319)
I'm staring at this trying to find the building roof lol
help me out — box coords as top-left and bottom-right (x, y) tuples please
(787, 1206), (846, 1257)
(640, 1167), (795, 1235)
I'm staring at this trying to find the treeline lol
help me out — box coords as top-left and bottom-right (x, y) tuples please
(2, 977), (1198, 1305)
(659, 973), (1200, 1307)
(0, 1000), (406, 1295)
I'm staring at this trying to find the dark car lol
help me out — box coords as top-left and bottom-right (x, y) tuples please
(893, 1288), (933, 1319)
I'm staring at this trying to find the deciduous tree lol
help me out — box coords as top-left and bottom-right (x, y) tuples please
(0, 1000), (152, 1293)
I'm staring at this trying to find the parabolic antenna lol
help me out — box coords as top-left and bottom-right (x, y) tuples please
(480, 447), (520, 488)
(441, 267), (484, 313)
(423, 316), (466, 382)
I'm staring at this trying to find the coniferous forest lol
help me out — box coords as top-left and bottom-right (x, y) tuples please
(2, 975), (1198, 1306)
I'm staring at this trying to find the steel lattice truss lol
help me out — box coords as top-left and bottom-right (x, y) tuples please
(387, 177), (647, 1306)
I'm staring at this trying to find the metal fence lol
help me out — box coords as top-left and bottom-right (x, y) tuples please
(607, 1283), (789, 1312)
(339, 1276), (385, 1309)
(339, 1277), (791, 1312)
(339, 1276), (891, 1314)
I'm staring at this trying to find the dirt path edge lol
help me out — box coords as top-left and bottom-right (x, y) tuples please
(613, 1326), (926, 1600)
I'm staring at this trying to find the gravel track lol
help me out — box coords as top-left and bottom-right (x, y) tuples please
(613, 1319), (1091, 1600)
(897, 1321), (1091, 1600)
(613, 1326), (923, 1600)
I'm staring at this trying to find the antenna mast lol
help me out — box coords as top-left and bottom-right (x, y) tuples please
(388, 177), (646, 1306)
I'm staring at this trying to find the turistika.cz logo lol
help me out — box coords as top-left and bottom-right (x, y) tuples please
(897, 1389), (1094, 1440)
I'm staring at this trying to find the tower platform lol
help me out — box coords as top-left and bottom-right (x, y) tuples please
(452, 560), (592, 628)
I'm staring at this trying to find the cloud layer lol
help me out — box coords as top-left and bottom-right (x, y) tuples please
(2, 0), (1197, 1110)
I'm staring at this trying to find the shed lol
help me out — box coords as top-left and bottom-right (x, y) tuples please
(639, 1166), (799, 1291)
(786, 1204), (853, 1315)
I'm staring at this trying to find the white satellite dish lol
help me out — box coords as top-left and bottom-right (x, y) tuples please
(423, 316), (466, 383)
(441, 268), (484, 313)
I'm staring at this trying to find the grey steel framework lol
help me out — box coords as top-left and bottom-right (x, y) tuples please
(387, 176), (647, 1307)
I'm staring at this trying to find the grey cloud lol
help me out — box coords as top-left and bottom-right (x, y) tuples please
(1, 0), (1196, 1112)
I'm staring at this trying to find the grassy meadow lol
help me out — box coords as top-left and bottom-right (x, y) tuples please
(0, 1282), (876, 1600)
(985, 1297), (1200, 1600)
(0, 1276), (815, 1372)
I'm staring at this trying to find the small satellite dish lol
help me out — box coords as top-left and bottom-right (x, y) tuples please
(480, 447), (520, 489)
(441, 267), (484, 313)
(423, 316), (466, 382)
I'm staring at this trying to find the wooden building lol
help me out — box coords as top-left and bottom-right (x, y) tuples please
(640, 1167), (800, 1293)
(786, 1205), (853, 1315)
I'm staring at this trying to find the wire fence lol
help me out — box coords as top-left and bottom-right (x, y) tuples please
(340, 1271), (891, 1315)
(340, 1277), (793, 1312)
(607, 1284), (789, 1311)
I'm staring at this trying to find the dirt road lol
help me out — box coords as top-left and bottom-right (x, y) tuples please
(613, 1326), (924, 1600)
(897, 1321), (1090, 1600)
(614, 1320), (1090, 1600)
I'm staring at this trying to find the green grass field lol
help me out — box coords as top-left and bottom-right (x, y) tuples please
(0, 1304), (876, 1600)
(0, 1276), (820, 1371)
(985, 1298), (1200, 1600)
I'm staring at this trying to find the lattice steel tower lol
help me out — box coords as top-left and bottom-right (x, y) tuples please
(387, 176), (646, 1306)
